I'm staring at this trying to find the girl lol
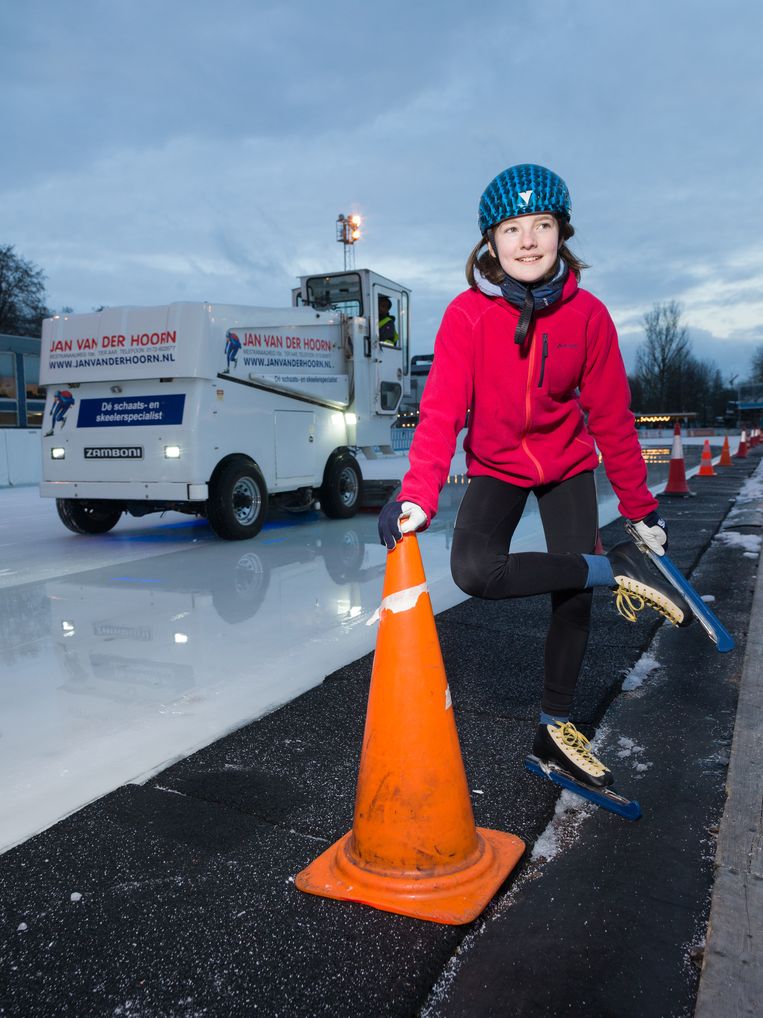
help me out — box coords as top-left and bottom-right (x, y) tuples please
(379, 163), (690, 790)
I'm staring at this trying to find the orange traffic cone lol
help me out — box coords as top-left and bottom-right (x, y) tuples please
(698, 439), (716, 477)
(736, 430), (748, 458)
(662, 421), (693, 496)
(719, 435), (733, 467)
(295, 534), (525, 924)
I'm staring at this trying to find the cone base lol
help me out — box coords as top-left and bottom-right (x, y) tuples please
(295, 827), (525, 925)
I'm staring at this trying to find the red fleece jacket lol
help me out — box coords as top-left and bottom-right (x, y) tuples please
(399, 274), (658, 522)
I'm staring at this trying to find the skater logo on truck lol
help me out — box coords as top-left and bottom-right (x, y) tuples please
(223, 330), (242, 373)
(44, 389), (75, 437)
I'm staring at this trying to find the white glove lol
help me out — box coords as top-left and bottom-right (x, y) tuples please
(632, 511), (668, 556)
(399, 501), (427, 534)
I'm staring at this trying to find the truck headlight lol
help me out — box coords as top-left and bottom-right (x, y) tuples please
(51, 447), (65, 460)
(164, 446), (181, 458)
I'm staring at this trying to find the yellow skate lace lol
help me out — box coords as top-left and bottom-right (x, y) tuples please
(551, 722), (607, 774)
(615, 582), (682, 626)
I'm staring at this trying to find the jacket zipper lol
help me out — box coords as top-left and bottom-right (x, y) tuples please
(537, 333), (548, 388)
(521, 333), (545, 484)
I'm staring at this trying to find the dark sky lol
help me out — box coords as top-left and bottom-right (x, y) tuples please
(3, 0), (762, 378)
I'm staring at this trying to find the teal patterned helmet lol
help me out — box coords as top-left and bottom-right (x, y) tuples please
(478, 164), (571, 234)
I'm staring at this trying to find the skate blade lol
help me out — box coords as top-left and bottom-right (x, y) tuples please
(525, 755), (641, 821)
(623, 521), (735, 652)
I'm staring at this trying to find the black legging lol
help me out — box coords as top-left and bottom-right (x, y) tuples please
(450, 471), (597, 718)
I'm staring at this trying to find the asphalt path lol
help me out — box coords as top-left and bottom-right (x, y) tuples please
(1, 450), (761, 1018)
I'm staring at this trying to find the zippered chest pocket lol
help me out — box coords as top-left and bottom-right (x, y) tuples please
(537, 334), (584, 393)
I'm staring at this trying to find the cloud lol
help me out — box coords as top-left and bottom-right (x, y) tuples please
(2, 0), (762, 365)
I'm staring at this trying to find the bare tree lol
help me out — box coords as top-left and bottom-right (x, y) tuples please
(0, 245), (49, 336)
(751, 345), (763, 383)
(635, 301), (691, 410)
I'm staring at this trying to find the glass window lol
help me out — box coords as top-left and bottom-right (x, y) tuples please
(0, 407), (18, 427)
(26, 409), (44, 429)
(24, 355), (45, 400)
(0, 353), (16, 399)
(377, 293), (400, 348)
(305, 273), (363, 316)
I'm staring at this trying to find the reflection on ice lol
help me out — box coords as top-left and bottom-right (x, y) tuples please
(0, 445), (693, 851)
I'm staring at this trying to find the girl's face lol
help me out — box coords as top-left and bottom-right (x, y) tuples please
(490, 213), (560, 283)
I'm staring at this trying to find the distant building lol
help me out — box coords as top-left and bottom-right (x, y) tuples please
(0, 333), (46, 427)
(736, 382), (763, 412)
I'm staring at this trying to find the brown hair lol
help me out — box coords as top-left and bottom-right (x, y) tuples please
(465, 218), (589, 289)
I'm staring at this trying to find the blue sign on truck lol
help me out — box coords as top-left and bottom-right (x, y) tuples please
(76, 394), (185, 428)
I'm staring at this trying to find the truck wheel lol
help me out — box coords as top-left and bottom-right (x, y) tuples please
(320, 453), (362, 519)
(207, 460), (268, 540)
(56, 499), (122, 535)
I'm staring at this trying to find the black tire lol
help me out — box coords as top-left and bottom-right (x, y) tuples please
(212, 551), (270, 622)
(56, 499), (122, 535)
(323, 527), (365, 583)
(319, 453), (362, 519)
(207, 459), (268, 540)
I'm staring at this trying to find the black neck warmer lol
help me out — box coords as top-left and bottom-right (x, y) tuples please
(497, 258), (569, 346)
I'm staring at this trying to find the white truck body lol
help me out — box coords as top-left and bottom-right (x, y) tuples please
(39, 269), (410, 538)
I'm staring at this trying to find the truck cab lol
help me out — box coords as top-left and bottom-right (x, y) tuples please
(293, 268), (410, 426)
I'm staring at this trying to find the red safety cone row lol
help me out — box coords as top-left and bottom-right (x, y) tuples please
(698, 439), (716, 477)
(662, 421), (693, 496)
(718, 435), (733, 467)
(736, 430), (748, 459)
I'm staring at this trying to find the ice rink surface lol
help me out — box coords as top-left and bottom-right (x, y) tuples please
(0, 439), (721, 851)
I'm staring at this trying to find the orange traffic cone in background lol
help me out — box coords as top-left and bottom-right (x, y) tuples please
(698, 439), (716, 477)
(736, 430), (748, 458)
(296, 534), (525, 924)
(719, 435), (733, 467)
(662, 421), (693, 496)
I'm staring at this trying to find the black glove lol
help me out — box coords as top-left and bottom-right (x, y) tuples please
(378, 500), (406, 550)
(377, 500), (427, 550)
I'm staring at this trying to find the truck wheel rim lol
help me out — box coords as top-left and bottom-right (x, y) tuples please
(232, 477), (261, 525)
(338, 466), (359, 507)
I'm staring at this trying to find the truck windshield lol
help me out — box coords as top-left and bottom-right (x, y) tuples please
(305, 273), (363, 316)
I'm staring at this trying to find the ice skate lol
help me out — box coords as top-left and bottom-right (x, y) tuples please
(608, 541), (691, 628)
(532, 720), (613, 789)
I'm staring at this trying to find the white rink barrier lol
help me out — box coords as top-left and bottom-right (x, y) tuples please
(0, 430), (42, 487)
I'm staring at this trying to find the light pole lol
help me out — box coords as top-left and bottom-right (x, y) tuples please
(336, 213), (362, 270)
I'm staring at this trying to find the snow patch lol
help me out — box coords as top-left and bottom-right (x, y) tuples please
(714, 531), (762, 555)
(615, 736), (653, 775)
(70, 891), (82, 902)
(701, 594), (716, 603)
(622, 652), (661, 691)
(530, 790), (593, 863)
(734, 472), (763, 504)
